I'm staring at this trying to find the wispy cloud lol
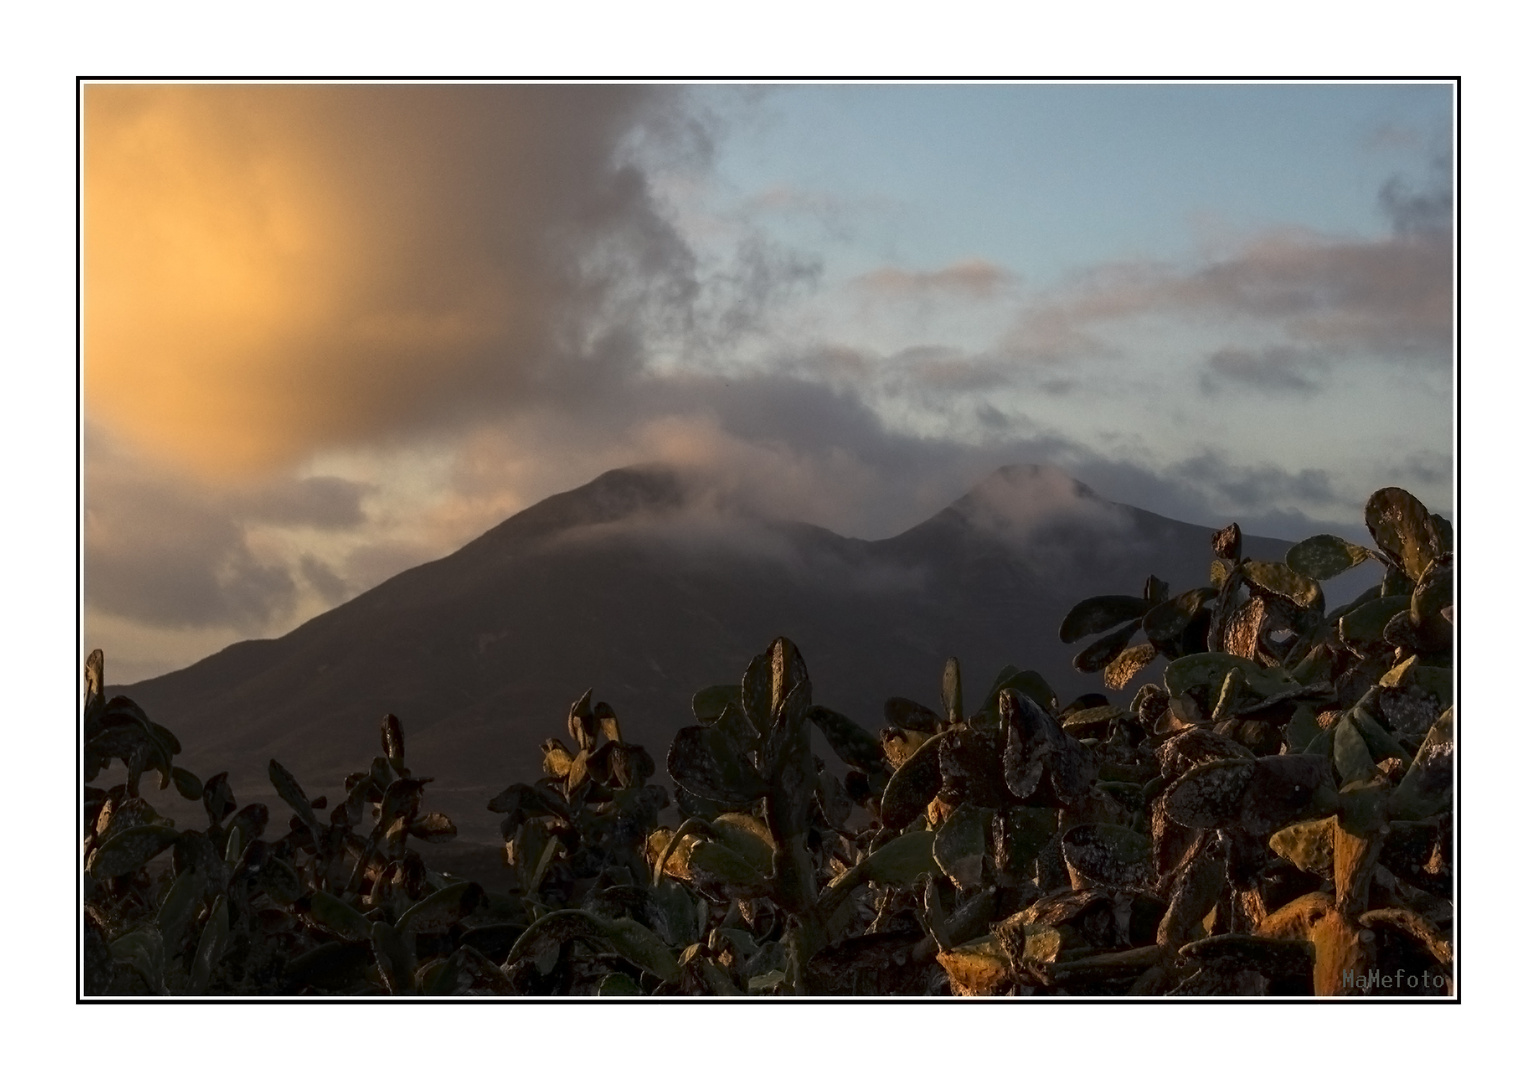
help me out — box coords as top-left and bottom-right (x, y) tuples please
(853, 258), (1015, 301)
(1200, 345), (1331, 395)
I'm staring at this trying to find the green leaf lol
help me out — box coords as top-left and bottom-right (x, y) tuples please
(202, 772), (236, 827)
(1380, 659), (1453, 712)
(408, 812), (458, 843)
(1164, 653), (1293, 700)
(1242, 561), (1323, 610)
(257, 856), (305, 905)
(692, 684), (741, 723)
(1060, 823), (1155, 890)
(88, 824), (178, 879)
(188, 895), (229, 994)
(807, 705), (886, 775)
(507, 910), (680, 982)
(883, 697), (943, 735)
(170, 767), (202, 801)
(307, 890), (373, 942)
(707, 700), (760, 754)
(820, 829), (940, 916)
(268, 758), (319, 835)
(1286, 535), (1373, 580)
(1072, 621), (1140, 674)
(566, 690), (598, 753)
(879, 731), (944, 829)
(1409, 556), (1454, 650)
(1364, 487), (1442, 581)
(768, 637), (811, 720)
(1430, 513), (1454, 553)
(1105, 643), (1159, 691)
(863, 828), (941, 884)
(648, 879), (702, 948)
(666, 724), (767, 804)
(594, 701), (622, 744)
(1059, 595), (1151, 643)
(1268, 817), (1336, 876)
(156, 868), (206, 948)
(110, 926), (166, 995)
(371, 920), (416, 995)
(416, 953), (467, 995)
(397, 881), (484, 935)
(741, 650), (773, 735)
(942, 656), (964, 724)
(381, 712), (408, 776)
(282, 941), (372, 991)
(994, 805), (1057, 879)
(598, 972), (642, 995)
(983, 668), (1057, 718)
(685, 841), (765, 888)
(1284, 705), (1322, 754)
(933, 803), (991, 889)
(1339, 595), (1411, 643)
(1333, 716), (1379, 786)
(708, 813), (775, 879)
(1388, 709), (1454, 821)
(83, 649), (105, 724)
(748, 970), (787, 992)
(1160, 758), (1256, 828)
(1142, 587), (1217, 650)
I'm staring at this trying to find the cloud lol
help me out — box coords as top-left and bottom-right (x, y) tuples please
(1200, 345), (1330, 395)
(85, 458), (299, 630)
(84, 433), (375, 632)
(991, 192), (1450, 376)
(85, 84), (698, 477)
(241, 476), (373, 529)
(1378, 152), (1452, 237)
(83, 88), (1451, 681)
(1188, 229), (1449, 358)
(745, 184), (868, 243)
(299, 555), (352, 607)
(854, 258), (1014, 301)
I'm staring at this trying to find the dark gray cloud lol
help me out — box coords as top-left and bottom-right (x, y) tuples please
(1061, 451), (1361, 540)
(1378, 152), (1452, 237)
(1201, 345), (1330, 395)
(85, 434), (375, 629)
(85, 464), (298, 630)
(239, 476), (373, 529)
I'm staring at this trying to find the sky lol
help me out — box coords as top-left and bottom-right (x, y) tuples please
(82, 81), (1455, 684)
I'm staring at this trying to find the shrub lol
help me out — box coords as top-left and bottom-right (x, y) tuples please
(81, 486), (1453, 996)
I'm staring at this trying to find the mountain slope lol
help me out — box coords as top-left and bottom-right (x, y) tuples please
(110, 463), (1291, 841)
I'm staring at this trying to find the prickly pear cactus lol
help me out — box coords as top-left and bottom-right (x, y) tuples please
(80, 485), (1452, 997)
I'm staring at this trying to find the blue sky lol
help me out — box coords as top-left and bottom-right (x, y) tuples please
(699, 84), (1449, 271)
(83, 82), (1455, 681)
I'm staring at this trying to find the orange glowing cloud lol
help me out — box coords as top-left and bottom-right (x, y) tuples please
(84, 84), (679, 477)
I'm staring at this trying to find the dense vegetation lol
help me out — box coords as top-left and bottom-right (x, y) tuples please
(82, 486), (1453, 996)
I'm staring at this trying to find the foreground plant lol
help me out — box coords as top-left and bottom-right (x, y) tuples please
(81, 484), (1453, 997)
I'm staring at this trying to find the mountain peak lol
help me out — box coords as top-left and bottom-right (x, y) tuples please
(467, 463), (691, 548)
(900, 462), (1129, 552)
(980, 463), (1099, 501)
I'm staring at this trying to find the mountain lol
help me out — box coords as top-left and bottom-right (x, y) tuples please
(109, 463), (1292, 843)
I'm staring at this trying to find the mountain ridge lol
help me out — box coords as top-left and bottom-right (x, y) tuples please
(107, 462), (1294, 842)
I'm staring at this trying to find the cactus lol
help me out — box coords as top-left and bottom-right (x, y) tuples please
(79, 483), (1453, 996)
